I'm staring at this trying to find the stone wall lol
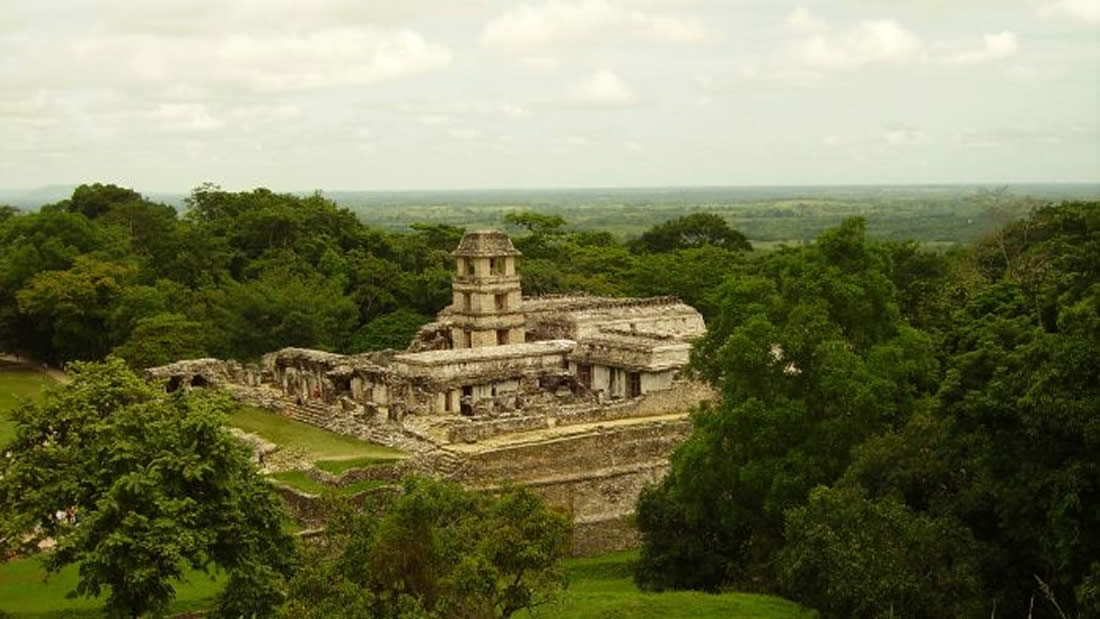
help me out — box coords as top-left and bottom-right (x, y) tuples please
(445, 414), (551, 443)
(520, 463), (669, 521)
(272, 482), (402, 524)
(455, 419), (691, 484)
(306, 461), (414, 486)
(570, 516), (641, 557)
(551, 380), (712, 428)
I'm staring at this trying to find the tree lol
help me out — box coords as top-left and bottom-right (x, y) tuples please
(632, 213), (751, 253)
(841, 204), (1100, 614)
(99, 199), (179, 259)
(15, 256), (137, 363)
(283, 478), (570, 618)
(206, 268), (358, 359)
(635, 219), (937, 591)
(113, 312), (208, 368)
(502, 211), (566, 237)
(628, 246), (744, 318)
(64, 183), (145, 219)
(777, 486), (983, 618)
(0, 358), (297, 618)
(349, 309), (431, 353)
(503, 211), (568, 260)
(633, 205), (1099, 617)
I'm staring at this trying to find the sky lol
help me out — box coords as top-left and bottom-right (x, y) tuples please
(1, 0), (1098, 191)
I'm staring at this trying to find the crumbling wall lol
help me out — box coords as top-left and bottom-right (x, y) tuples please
(570, 516), (640, 557)
(406, 320), (453, 352)
(145, 358), (263, 391)
(306, 461), (415, 487)
(456, 419), (691, 484)
(445, 414), (551, 443)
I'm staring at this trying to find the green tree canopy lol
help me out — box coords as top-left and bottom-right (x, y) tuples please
(63, 183), (145, 219)
(632, 212), (751, 253)
(636, 218), (938, 593)
(113, 312), (208, 369)
(349, 309), (431, 353)
(283, 478), (570, 618)
(633, 204), (1100, 618)
(15, 257), (137, 363)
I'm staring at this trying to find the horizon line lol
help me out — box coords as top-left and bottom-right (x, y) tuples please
(4, 179), (1100, 196)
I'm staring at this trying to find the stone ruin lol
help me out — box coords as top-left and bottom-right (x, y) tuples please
(147, 229), (714, 555)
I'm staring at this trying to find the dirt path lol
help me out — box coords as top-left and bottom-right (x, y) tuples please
(0, 354), (71, 384)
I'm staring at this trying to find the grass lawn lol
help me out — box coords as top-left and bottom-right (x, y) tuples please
(229, 405), (406, 462)
(270, 470), (391, 496)
(0, 556), (224, 617)
(315, 455), (400, 475)
(0, 365), (60, 447)
(0, 548), (814, 617)
(518, 551), (817, 619)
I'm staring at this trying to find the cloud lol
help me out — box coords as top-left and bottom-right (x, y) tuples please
(569, 70), (637, 106)
(790, 19), (923, 70)
(1038, 0), (1100, 24)
(213, 28), (452, 92)
(500, 104), (531, 118)
(448, 127), (481, 140)
(787, 7), (828, 34)
(417, 114), (451, 125)
(482, 0), (704, 49)
(519, 55), (562, 71)
(22, 24), (451, 96)
(949, 31), (1018, 64)
(100, 0), (466, 34)
(147, 103), (224, 133)
(883, 128), (933, 146)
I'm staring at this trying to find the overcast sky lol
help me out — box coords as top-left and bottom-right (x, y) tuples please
(2, 0), (1098, 191)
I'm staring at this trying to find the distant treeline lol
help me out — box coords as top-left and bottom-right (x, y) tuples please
(7, 183), (1098, 244)
(330, 183), (1099, 243)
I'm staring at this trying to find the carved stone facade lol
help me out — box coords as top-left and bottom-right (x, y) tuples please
(147, 229), (713, 554)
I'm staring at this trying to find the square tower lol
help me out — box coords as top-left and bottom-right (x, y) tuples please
(450, 230), (526, 349)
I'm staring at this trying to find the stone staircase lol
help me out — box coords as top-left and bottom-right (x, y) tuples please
(419, 449), (466, 477)
(280, 401), (332, 426)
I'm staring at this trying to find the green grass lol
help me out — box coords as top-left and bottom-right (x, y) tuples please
(0, 366), (59, 447)
(315, 455), (401, 475)
(229, 405), (406, 462)
(270, 470), (391, 496)
(518, 551), (817, 619)
(0, 547), (813, 618)
(0, 556), (224, 617)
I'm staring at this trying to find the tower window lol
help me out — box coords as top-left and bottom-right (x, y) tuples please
(467, 261), (476, 276)
(495, 293), (506, 311)
(496, 329), (509, 345)
(628, 372), (642, 398)
(463, 292), (472, 311)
